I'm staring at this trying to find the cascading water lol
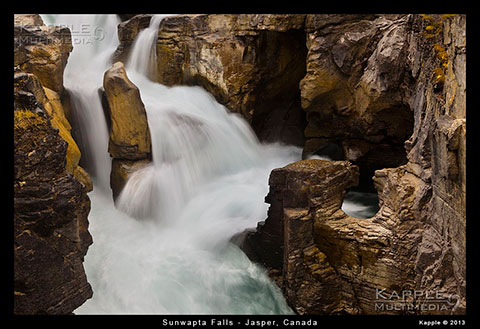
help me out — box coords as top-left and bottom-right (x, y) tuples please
(41, 14), (120, 192)
(125, 15), (171, 78)
(42, 14), (299, 314)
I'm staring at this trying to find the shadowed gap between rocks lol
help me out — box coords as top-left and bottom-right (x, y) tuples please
(250, 29), (308, 147)
(302, 102), (414, 193)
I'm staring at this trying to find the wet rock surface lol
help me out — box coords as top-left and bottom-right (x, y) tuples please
(103, 61), (153, 199)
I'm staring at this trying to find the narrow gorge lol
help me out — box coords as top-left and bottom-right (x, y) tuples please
(13, 14), (466, 316)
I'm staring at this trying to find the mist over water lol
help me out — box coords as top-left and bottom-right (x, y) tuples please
(342, 191), (379, 219)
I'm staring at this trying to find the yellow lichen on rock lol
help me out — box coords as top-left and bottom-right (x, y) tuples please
(42, 87), (81, 173)
(14, 109), (47, 128)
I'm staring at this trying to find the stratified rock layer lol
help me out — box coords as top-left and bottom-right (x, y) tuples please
(404, 14), (466, 313)
(243, 14), (466, 315)
(243, 160), (364, 314)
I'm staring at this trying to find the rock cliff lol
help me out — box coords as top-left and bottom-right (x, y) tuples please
(14, 15), (93, 314)
(301, 14), (414, 188)
(242, 14), (466, 315)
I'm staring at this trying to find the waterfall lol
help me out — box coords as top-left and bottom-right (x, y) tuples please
(125, 15), (171, 78)
(42, 14), (298, 314)
(41, 14), (120, 191)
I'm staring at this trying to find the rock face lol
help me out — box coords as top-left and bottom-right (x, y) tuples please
(243, 160), (365, 314)
(243, 14), (466, 315)
(113, 14), (154, 63)
(300, 14), (414, 187)
(14, 15), (72, 94)
(14, 14), (93, 314)
(115, 14), (308, 146)
(403, 14), (466, 313)
(14, 71), (93, 314)
(103, 61), (152, 198)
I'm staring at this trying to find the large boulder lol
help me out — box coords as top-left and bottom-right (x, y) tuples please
(103, 61), (151, 160)
(103, 61), (152, 198)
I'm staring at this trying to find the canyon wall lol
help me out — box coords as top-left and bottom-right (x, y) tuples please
(14, 15), (93, 314)
(242, 14), (466, 315)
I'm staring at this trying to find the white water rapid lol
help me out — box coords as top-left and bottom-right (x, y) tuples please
(41, 14), (300, 314)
